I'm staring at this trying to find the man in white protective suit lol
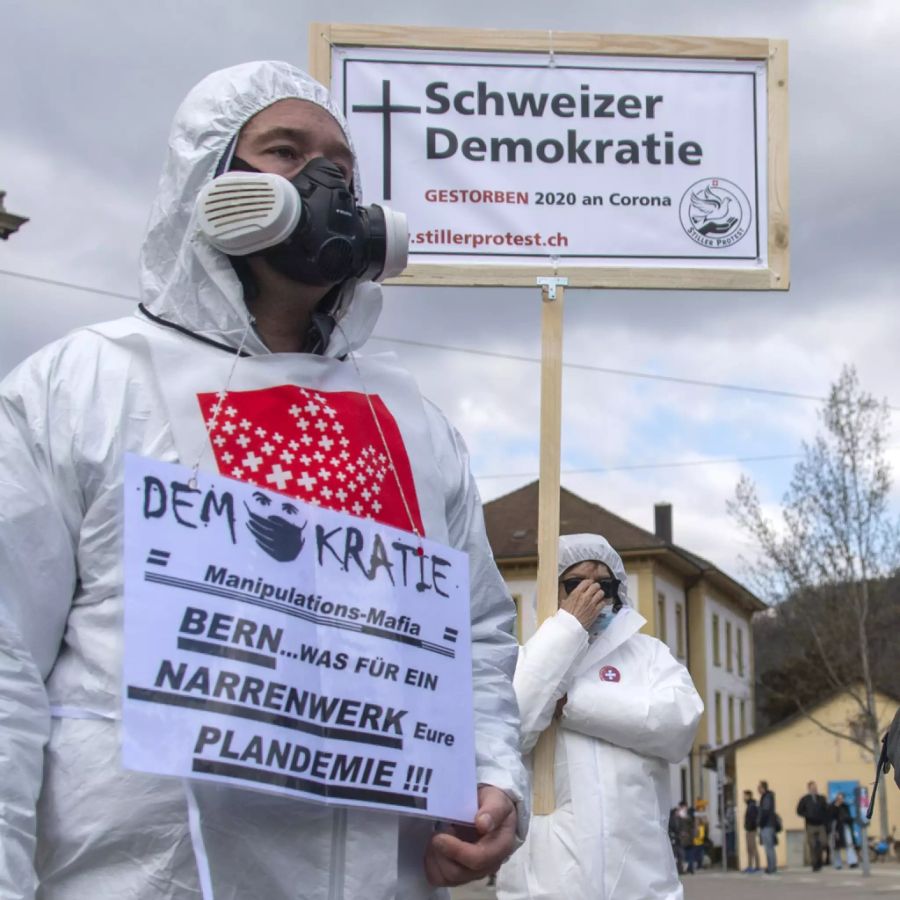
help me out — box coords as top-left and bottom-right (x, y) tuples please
(0, 62), (528, 900)
(496, 533), (703, 900)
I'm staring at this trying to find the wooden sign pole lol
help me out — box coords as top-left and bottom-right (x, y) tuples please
(532, 276), (566, 815)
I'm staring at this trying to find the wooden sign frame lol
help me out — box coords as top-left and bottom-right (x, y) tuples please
(310, 23), (789, 291)
(310, 22), (789, 816)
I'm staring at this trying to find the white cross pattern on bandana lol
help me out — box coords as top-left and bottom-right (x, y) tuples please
(198, 384), (425, 535)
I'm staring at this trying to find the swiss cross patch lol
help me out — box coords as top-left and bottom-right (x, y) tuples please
(599, 665), (621, 683)
(197, 385), (424, 535)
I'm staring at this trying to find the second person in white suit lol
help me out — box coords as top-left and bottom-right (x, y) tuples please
(497, 533), (704, 900)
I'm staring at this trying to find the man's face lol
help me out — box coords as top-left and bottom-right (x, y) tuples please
(235, 98), (354, 185)
(744, 791), (752, 803)
(557, 560), (612, 606)
(808, 781), (818, 794)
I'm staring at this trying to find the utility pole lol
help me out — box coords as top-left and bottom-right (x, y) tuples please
(0, 191), (29, 239)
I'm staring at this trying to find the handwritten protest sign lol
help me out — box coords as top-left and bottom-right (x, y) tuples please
(122, 454), (477, 823)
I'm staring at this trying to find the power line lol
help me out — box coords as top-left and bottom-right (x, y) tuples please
(367, 335), (867, 407)
(2, 266), (896, 411)
(0, 267), (138, 302)
(474, 453), (804, 480)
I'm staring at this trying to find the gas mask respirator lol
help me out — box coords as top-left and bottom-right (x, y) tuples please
(196, 157), (408, 285)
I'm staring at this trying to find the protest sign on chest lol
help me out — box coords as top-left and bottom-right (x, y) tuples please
(122, 453), (477, 823)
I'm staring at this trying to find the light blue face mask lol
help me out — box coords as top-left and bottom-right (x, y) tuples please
(589, 606), (617, 636)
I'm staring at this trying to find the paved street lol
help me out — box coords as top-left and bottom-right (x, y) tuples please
(450, 864), (900, 898)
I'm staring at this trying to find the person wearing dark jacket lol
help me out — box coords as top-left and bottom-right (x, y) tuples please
(758, 781), (777, 874)
(742, 790), (761, 872)
(797, 781), (829, 871)
(885, 707), (900, 789)
(677, 805), (696, 875)
(828, 793), (859, 869)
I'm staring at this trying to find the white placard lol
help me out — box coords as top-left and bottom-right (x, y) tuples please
(332, 47), (768, 269)
(122, 454), (477, 823)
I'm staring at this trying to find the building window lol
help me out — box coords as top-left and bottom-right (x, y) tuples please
(657, 593), (667, 643)
(728, 695), (735, 742)
(715, 691), (723, 744)
(737, 628), (745, 677)
(726, 621), (733, 672)
(675, 603), (685, 658)
(712, 613), (721, 666)
(740, 700), (747, 737)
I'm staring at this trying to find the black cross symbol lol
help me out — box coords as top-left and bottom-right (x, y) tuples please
(352, 80), (420, 200)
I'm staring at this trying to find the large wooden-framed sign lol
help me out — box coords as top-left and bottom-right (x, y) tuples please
(310, 25), (789, 290)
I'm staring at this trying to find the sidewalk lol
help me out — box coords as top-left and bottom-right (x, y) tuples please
(450, 864), (900, 899)
(681, 865), (900, 899)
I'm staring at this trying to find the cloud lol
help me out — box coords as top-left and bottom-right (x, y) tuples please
(3, 0), (900, 594)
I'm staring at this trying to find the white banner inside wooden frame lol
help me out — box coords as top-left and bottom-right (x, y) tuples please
(311, 24), (789, 291)
(310, 23), (789, 814)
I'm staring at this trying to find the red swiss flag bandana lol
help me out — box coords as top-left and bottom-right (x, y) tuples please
(198, 385), (424, 536)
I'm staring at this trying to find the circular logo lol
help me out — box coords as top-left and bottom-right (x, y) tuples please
(599, 665), (621, 683)
(679, 178), (752, 249)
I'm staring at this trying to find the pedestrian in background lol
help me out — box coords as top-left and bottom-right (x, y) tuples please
(675, 804), (696, 874)
(828, 793), (859, 870)
(668, 805), (684, 873)
(724, 799), (736, 866)
(758, 780), (778, 874)
(742, 789), (761, 873)
(689, 804), (708, 873)
(797, 781), (829, 871)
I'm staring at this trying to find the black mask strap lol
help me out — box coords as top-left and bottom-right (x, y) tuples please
(301, 286), (341, 355)
(228, 154), (262, 174)
(214, 136), (240, 177)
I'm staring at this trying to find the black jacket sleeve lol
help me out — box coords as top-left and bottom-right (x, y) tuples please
(744, 804), (759, 830)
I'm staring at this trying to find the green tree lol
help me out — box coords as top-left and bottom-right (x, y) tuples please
(729, 365), (898, 838)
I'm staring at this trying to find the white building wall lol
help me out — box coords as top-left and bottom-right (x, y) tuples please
(704, 591), (754, 848)
(654, 574), (687, 662)
(505, 576), (536, 640)
(704, 594), (753, 748)
(653, 573), (692, 810)
(625, 571), (639, 609)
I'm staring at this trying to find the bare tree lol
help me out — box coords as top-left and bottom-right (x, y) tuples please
(729, 365), (899, 837)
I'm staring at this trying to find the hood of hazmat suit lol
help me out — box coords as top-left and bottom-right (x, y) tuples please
(497, 534), (704, 900)
(0, 61), (527, 900)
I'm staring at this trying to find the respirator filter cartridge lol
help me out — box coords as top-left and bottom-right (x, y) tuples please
(196, 172), (302, 256)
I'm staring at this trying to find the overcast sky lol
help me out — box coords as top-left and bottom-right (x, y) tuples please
(2, 0), (898, 587)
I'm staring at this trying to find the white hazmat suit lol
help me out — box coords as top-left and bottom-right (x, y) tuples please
(497, 534), (703, 900)
(0, 62), (527, 900)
